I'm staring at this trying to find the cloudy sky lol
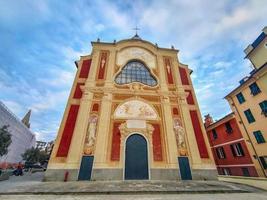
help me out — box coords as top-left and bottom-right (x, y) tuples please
(0, 0), (266, 142)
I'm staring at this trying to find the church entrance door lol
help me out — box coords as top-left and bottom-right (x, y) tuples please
(125, 134), (149, 180)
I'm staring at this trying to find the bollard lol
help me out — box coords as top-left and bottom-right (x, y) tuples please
(64, 171), (69, 182)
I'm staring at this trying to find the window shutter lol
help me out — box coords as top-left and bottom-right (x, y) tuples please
(230, 145), (236, 157)
(222, 147), (226, 158)
(237, 143), (245, 156)
(259, 157), (267, 169)
(215, 148), (220, 158)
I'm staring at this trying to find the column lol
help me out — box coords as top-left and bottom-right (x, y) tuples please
(178, 95), (202, 166)
(105, 50), (116, 87)
(161, 96), (179, 167)
(157, 55), (168, 91)
(93, 92), (113, 168)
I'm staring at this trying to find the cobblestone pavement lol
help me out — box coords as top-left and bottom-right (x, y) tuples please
(0, 193), (267, 200)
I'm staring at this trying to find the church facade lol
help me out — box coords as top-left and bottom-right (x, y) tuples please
(45, 35), (217, 181)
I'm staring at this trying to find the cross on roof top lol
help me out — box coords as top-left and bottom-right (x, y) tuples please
(133, 26), (140, 35)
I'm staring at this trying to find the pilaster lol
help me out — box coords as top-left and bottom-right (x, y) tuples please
(177, 93), (202, 166)
(105, 50), (116, 87)
(66, 90), (94, 168)
(161, 96), (178, 168)
(93, 92), (113, 168)
(157, 55), (168, 91)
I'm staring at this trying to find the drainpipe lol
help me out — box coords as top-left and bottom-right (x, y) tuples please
(230, 96), (266, 177)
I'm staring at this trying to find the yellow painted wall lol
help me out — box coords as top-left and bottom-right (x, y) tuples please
(47, 38), (216, 174)
(226, 70), (267, 177)
(247, 37), (267, 69)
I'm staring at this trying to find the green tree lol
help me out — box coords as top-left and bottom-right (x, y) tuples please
(0, 125), (12, 157)
(21, 147), (50, 164)
(21, 147), (40, 163)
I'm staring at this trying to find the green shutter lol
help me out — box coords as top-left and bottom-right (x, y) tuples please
(244, 109), (255, 123)
(253, 131), (265, 144)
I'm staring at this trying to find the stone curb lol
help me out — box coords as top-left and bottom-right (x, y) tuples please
(0, 189), (251, 196)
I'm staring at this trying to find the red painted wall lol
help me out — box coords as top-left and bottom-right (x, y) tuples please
(111, 122), (121, 161)
(211, 140), (253, 165)
(56, 105), (80, 157)
(152, 124), (163, 161)
(217, 166), (258, 177)
(73, 83), (84, 99)
(190, 110), (209, 158)
(179, 67), (190, 85)
(79, 59), (91, 78)
(172, 107), (179, 116)
(92, 103), (99, 112)
(206, 117), (258, 176)
(185, 90), (194, 105)
(207, 118), (243, 146)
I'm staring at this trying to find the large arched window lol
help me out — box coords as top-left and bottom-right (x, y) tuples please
(115, 60), (157, 86)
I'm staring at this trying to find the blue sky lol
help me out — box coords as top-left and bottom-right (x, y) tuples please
(0, 0), (266, 142)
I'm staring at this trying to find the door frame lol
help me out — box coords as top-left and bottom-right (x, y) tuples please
(123, 133), (151, 180)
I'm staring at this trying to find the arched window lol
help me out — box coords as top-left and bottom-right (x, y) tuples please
(115, 60), (157, 86)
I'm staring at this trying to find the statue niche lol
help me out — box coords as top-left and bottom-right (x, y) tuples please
(84, 115), (98, 155)
(173, 118), (187, 156)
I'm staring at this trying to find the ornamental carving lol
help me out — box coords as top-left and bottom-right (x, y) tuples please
(119, 122), (154, 139)
(117, 47), (156, 69)
(114, 100), (158, 120)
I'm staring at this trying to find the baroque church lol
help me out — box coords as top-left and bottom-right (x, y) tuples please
(45, 34), (217, 181)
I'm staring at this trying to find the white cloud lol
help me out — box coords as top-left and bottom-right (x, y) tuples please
(31, 90), (69, 113)
(38, 69), (75, 87)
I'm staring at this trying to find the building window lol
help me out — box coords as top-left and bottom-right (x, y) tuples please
(215, 147), (226, 159)
(253, 130), (265, 144)
(223, 168), (231, 176)
(212, 129), (218, 139)
(236, 92), (245, 104)
(230, 143), (245, 157)
(115, 60), (157, 86)
(241, 168), (250, 177)
(225, 122), (233, 134)
(244, 109), (255, 123)
(249, 82), (261, 96)
(259, 156), (267, 169)
(259, 100), (267, 117)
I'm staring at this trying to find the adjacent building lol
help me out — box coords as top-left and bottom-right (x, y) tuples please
(0, 101), (36, 168)
(205, 113), (258, 177)
(225, 27), (267, 177)
(45, 34), (216, 181)
(36, 140), (54, 155)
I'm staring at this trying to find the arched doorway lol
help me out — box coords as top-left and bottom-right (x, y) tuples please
(125, 134), (149, 180)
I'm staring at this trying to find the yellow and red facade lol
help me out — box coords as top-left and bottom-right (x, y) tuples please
(45, 36), (216, 181)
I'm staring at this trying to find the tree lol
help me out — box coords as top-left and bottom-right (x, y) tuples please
(21, 147), (40, 163)
(21, 147), (50, 165)
(0, 125), (12, 157)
